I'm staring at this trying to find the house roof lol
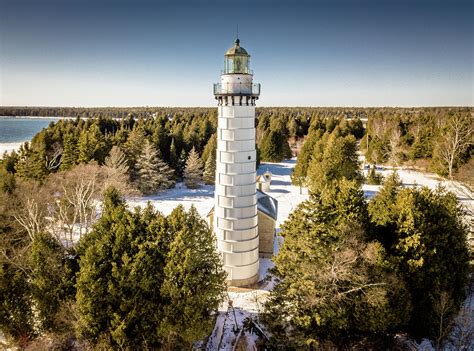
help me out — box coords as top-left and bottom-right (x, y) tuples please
(256, 175), (270, 183)
(256, 189), (278, 220)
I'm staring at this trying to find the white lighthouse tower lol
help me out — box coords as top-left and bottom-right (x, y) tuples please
(213, 38), (260, 287)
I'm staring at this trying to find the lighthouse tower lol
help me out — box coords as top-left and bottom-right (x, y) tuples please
(213, 39), (260, 287)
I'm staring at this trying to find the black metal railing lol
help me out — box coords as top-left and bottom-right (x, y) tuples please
(221, 69), (254, 75)
(213, 83), (260, 96)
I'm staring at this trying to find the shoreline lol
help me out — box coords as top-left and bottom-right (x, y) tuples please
(0, 116), (70, 119)
(0, 142), (25, 154)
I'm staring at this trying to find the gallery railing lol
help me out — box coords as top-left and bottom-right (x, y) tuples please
(213, 83), (261, 96)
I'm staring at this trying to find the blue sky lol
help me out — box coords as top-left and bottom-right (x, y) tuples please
(0, 0), (472, 107)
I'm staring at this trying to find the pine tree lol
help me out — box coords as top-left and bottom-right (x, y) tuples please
(77, 130), (94, 164)
(263, 179), (409, 348)
(159, 205), (226, 348)
(183, 147), (202, 189)
(76, 190), (167, 348)
(201, 133), (217, 166)
(123, 126), (147, 178)
(30, 232), (75, 333)
(259, 130), (280, 162)
(291, 129), (323, 185)
(368, 184), (470, 339)
(136, 141), (174, 194)
(176, 149), (187, 179)
(169, 138), (178, 170)
(60, 133), (78, 171)
(307, 135), (361, 194)
(259, 129), (291, 163)
(76, 192), (226, 349)
(104, 145), (129, 176)
(203, 154), (216, 185)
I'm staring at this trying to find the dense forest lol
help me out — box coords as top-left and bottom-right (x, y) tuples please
(2, 107), (471, 187)
(0, 106), (472, 349)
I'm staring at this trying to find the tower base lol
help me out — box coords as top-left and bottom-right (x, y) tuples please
(226, 272), (259, 288)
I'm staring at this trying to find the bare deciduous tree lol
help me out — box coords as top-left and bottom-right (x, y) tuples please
(45, 142), (63, 171)
(388, 127), (402, 166)
(50, 163), (103, 244)
(12, 182), (51, 241)
(437, 115), (473, 179)
(50, 161), (136, 245)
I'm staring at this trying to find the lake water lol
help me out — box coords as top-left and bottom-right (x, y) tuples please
(0, 117), (61, 143)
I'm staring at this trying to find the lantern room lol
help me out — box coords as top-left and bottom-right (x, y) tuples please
(223, 38), (251, 74)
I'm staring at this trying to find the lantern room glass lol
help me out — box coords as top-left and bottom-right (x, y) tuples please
(224, 55), (250, 74)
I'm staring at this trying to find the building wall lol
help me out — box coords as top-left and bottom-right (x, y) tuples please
(258, 212), (275, 258)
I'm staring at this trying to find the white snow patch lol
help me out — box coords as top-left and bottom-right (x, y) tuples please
(127, 182), (215, 217)
(0, 142), (24, 155)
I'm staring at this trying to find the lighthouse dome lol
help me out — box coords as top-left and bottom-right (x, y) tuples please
(225, 39), (249, 56)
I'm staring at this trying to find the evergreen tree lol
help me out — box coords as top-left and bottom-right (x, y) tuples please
(260, 130), (282, 162)
(77, 130), (94, 164)
(60, 133), (78, 171)
(104, 145), (130, 177)
(176, 149), (187, 179)
(169, 138), (178, 170)
(0, 167), (15, 194)
(263, 180), (410, 348)
(0, 261), (35, 343)
(123, 126), (147, 177)
(291, 129), (324, 185)
(159, 205), (226, 348)
(184, 147), (203, 189)
(87, 123), (108, 163)
(307, 135), (361, 194)
(201, 133), (217, 166)
(368, 184), (470, 339)
(76, 191), (226, 349)
(29, 232), (76, 333)
(136, 141), (174, 194)
(203, 155), (216, 185)
(0, 189), (36, 343)
(76, 189), (167, 348)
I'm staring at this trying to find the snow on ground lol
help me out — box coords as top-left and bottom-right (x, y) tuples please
(362, 166), (474, 213)
(0, 142), (24, 154)
(127, 182), (216, 217)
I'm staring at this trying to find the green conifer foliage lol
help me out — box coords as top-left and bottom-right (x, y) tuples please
(307, 135), (362, 194)
(368, 184), (470, 339)
(291, 129), (324, 185)
(76, 191), (225, 349)
(203, 154), (216, 185)
(123, 126), (147, 177)
(169, 138), (178, 170)
(184, 147), (203, 189)
(29, 232), (75, 333)
(201, 133), (217, 166)
(136, 141), (175, 194)
(176, 149), (188, 179)
(104, 145), (130, 177)
(60, 133), (78, 171)
(259, 130), (290, 162)
(159, 205), (226, 347)
(264, 180), (410, 348)
(77, 130), (94, 164)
